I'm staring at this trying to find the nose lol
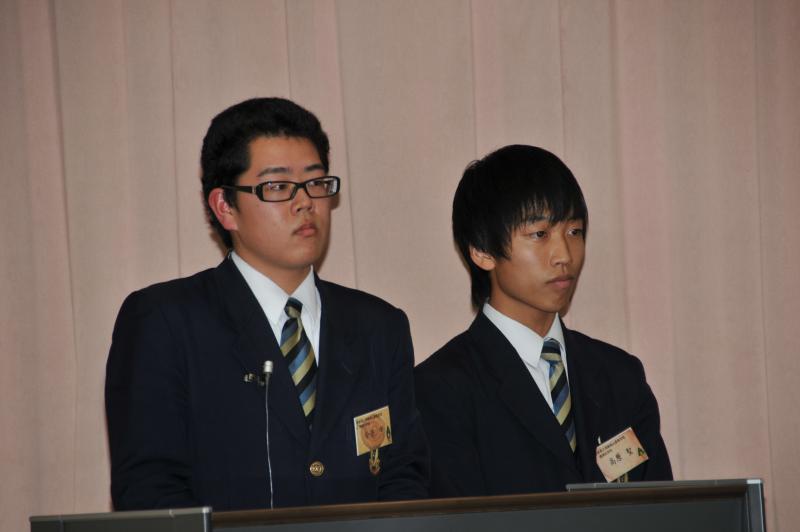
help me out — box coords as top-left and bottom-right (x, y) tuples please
(291, 184), (313, 213)
(550, 233), (572, 267)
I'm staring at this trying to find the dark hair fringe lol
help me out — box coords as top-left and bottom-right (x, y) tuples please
(452, 145), (588, 309)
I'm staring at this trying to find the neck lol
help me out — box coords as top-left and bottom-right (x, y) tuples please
(268, 269), (310, 295)
(488, 297), (556, 338)
(233, 250), (311, 295)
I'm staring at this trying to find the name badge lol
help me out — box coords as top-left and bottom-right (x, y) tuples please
(354, 406), (393, 476)
(353, 406), (393, 455)
(596, 427), (648, 482)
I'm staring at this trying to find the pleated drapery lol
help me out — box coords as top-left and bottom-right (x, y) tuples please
(1, 1), (798, 531)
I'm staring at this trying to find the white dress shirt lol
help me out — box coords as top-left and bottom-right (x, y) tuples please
(231, 251), (322, 362)
(482, 304), (570, 411)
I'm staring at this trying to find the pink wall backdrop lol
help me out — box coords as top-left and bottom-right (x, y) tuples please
(2, 1), (798, 531)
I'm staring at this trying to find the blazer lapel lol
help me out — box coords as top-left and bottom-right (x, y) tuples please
(213, 258), (310, 447)
(563, 324), (609, 481)
(309, 279), (365, 447)
(469, 314), (579, 473)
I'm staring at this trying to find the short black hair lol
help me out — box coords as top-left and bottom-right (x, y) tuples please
(200, 97), (330, 248)
(452, 144), (588, 309)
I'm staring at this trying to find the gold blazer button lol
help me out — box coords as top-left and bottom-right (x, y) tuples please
(309, 461), (325, 477)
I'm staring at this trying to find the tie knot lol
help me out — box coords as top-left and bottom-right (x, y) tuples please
(541, 338), (563, 364)
(285, 297), (303, 319)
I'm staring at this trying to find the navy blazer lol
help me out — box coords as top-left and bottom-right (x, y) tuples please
(106, 258), (429, 511)
(414, 313), (671, 497)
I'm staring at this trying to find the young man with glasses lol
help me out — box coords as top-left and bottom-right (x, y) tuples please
(415, 145), (671, 497)
(106, 98), (428, 511)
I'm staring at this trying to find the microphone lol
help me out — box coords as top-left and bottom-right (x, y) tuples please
(262, 360), (275, 509)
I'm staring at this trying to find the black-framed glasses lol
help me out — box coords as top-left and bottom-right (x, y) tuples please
(223, 176), (340, 203)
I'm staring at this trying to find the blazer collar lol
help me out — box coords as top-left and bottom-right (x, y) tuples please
(467, 313), (579, 473)
(561, 327), (610, 480)
(215, 262), (367, 448)
(310, 277), (364, 447)
(212, 257), (310, 446)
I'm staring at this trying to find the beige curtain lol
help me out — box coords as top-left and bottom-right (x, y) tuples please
(2, 0), (798, 530)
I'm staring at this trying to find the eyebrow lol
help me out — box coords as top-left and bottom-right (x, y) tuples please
(256, 163), (325, 178)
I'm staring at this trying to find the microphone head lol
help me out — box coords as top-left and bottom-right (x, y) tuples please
(263, 360), (274, 375)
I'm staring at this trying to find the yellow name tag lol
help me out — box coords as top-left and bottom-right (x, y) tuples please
(596, 427), (648, 482)
(353, 406), (393, 456)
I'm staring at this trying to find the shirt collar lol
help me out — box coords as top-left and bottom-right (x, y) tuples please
(482, 303), (566, 366)
(230, 251), (318, 328)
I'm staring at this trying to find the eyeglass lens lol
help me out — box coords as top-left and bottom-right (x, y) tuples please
(260, 177), (338, 201)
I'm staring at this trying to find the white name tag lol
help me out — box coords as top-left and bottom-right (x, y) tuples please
(596, 427), (648, 482)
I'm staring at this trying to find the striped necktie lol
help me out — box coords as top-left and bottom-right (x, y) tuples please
(280, 297), (317, 426)
(541, 338), (577, 453)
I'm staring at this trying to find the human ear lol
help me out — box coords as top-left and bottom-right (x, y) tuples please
(208, 188), (238, 231)
(469, 246), (496, 272)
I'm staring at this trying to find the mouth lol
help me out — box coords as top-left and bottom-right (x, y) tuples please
(294, 222), (318, 237)
(547, 275), (575, 290)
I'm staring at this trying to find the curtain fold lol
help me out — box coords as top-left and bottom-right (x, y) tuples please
(2, 0), (798, 530)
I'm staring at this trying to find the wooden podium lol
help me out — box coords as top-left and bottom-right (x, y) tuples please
(31, 479), (765, 532)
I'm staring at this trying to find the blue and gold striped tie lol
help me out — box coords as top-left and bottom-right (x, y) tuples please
(280, 298), (316, 426)
(541, 338), (576, 453)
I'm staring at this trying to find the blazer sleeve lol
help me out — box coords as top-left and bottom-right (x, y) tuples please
(414, 359), (486, 498)
(629, 357), (673, 481)
(105, 289), (199, 510)
(376, 309), (430, 500)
